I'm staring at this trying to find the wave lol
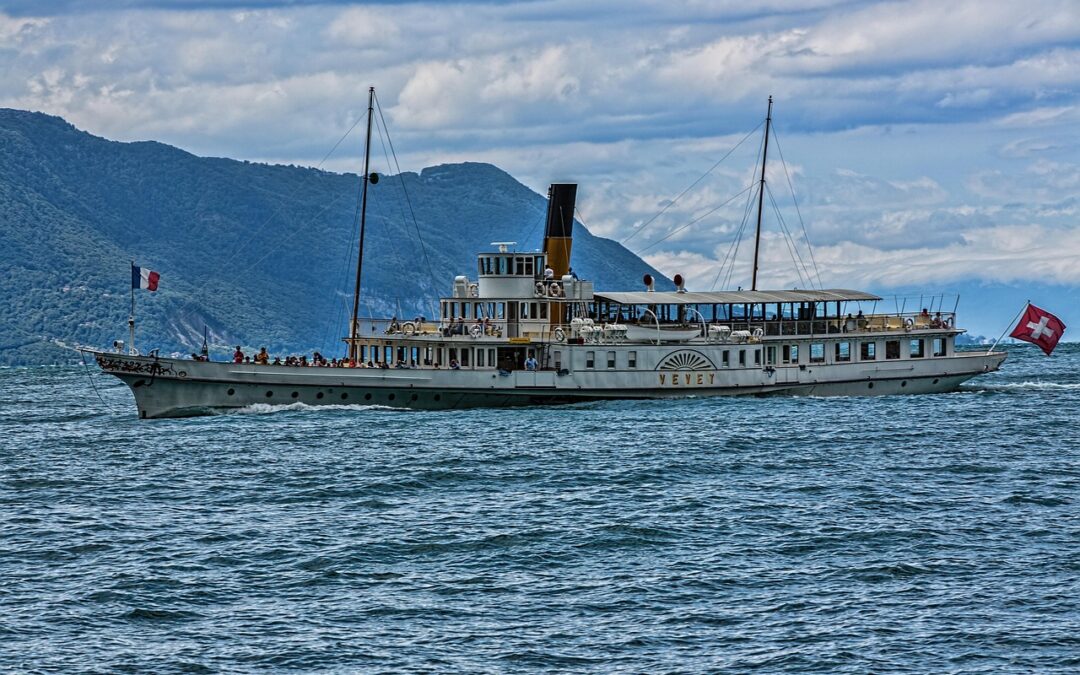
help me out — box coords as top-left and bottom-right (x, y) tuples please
(974, 381), (1080, 392)
(223, 402), (399, 416)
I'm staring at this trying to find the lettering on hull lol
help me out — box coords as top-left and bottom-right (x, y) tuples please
(658, 372), (717, 387)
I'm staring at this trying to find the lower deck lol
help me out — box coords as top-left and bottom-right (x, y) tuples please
(94, 347), (1007, 418)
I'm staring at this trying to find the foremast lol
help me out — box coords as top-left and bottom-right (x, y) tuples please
(751, 95), (772, 292)
(348, 86), (376, 363)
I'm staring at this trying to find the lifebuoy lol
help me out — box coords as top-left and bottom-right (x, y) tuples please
(553, 327), (566, 342)
(535, 282), (546, 295)
(402, 321), (416, 336)
(470, 324), (483, 339)
(904, 318), (914, 330)
(944, 316), (955, 328)
(549, 282), (561, 297)
(752, 328), (764, 339)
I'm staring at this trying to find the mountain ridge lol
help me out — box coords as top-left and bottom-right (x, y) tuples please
(0, 108), (672, 365)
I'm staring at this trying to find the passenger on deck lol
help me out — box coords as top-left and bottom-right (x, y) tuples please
(569, 267), (579, 280)
(844, 314), (857, 333)
(233, 346), (244, 363)
(273, 357), (282, 365)
(856, 310), (867, 330)
(544, 266), (554, 280)
(932, 312), (943, 328)
(255, 347), (269, 365)
(920, 308), (930, 321)
(450, 359), (460, 370)
(524, 355), (538, 371)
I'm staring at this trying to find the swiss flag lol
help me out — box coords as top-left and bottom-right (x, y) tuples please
(1009, 303), (1066, 355)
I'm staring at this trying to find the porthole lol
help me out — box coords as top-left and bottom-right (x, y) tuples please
(316, 392), (324, 399)
(434, 394), (441, 402)
(868, 382), (874, 389)
(410, 393), (418, 402)
(227, 388), (235, 396)
(364, 393), (372, 401)
(901, 381), (907, 388)
(291, 391), (299, 399)
(933, 378), (940, 384)
(265, 391), (273, 398)
(388, 393), (396, 401)
(341, 393), (348, 400)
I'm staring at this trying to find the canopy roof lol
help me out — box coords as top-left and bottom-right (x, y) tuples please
(594, 289), (881, 305)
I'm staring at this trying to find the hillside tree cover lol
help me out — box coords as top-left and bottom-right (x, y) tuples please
(0, 109), (671, 365)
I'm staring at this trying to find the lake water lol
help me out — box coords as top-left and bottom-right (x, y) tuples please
(2, 345), (1078, 672)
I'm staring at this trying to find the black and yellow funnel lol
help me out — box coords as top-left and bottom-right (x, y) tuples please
(542, 183), (577, 278)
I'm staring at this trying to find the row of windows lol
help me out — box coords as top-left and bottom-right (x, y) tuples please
(582, 350), (639, 369)
(774, 338), (946, 365)
(579, 349), (765, 369)
(441, 301), (549, 320)
(478, 255), (546, 277)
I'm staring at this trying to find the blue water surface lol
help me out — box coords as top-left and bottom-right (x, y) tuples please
(2, 345), (1078, 672)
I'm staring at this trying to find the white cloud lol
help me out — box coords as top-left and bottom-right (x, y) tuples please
(2, 1), (1080, 295)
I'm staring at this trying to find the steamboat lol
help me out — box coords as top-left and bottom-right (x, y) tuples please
(86, 91), (1006, 418)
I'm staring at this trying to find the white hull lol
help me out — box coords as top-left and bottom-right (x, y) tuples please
(89, 348), (1007, 419)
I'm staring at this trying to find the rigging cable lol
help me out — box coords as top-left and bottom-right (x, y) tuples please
(374, 92), (440, 317)
(771, 129), (823, 288)
(765, 183), (809, 289)
(621, 120), (764, 245)
(324, 115), (373, 355)
(635, 185), (755, 255)
(712, 127), (767, 290)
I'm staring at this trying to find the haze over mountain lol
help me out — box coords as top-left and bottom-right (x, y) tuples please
(0, 109), (671, 365)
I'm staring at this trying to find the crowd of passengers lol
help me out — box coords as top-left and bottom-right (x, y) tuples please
(189, 346), (473, 370)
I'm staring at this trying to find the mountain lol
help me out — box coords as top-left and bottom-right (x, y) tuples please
(0, 109), (672, 366)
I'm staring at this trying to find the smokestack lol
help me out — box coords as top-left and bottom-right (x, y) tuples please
(542, 183), (577, 279)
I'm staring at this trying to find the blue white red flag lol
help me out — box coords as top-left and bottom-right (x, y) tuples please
(131, 264), (160, 291)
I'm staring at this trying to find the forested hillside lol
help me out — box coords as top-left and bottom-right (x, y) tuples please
(0, 109), (670, 365)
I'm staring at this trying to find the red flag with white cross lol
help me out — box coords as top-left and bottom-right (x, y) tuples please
(1009, 303), (1066, 355)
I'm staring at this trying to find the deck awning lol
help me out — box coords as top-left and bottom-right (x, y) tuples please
(593, 289), (881, 305)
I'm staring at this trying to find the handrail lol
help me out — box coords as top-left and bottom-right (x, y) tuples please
(642, 308), (662, 345)
(686, 307), (708, 338)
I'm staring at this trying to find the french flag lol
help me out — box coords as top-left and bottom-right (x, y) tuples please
(131, 264), (160, 291)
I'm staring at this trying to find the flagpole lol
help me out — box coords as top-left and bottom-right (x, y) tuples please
(129, 260), (137, 355)
(986, 300), (1029, 354)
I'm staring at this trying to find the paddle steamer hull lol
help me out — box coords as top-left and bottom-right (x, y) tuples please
(90, 349), (1006, 419)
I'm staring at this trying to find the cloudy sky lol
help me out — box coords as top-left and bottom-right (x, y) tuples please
(3, 0), (1080, 318)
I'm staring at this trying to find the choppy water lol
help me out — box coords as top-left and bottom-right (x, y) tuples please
(3, 345), (1079, 673)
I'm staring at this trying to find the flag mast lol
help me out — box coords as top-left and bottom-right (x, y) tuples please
(348, 86), (376, 364)
(987, 301), (1029, 354)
